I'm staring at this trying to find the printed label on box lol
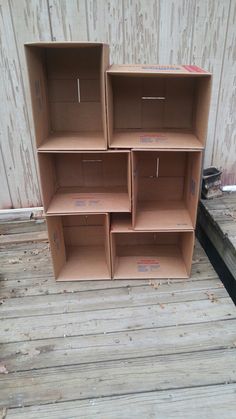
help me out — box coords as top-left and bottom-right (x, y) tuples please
(75, 198), (100, 207)
(182, 65), (207, 73)
(137, 258), (160, 272)
(140, 134), (166, 143)
(141, 65), (182, 71)
(53, 231), (60, 251)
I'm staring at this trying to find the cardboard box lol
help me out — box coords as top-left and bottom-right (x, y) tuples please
(39, 151), (131, 214)
(132, 150), (202, 230)
(111, 214), (194, 279)
(106, 64), (211, 150)
(47, 213), (111, 280)
(25, 42), (109, 151)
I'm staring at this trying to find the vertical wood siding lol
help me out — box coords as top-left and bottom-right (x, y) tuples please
(0, 0), (235, 208)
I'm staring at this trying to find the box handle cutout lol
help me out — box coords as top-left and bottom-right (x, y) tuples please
(82, 159), (102, 163)
(77, 78), (80, 103)
(142, 96), (166, 100)
(156, 158), (159, 178)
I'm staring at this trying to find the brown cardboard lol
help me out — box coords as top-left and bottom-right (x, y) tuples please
(111, 214), (194, 279)
(47, 213), (111, 280)
(132, 150), (202, 231)
(25, 42), (109, 151)
(38, 151), (131, 214)
(106, 65), (211, 149)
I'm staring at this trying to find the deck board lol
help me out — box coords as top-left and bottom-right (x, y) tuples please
(199, 193), (236, 282)
(6, 384), (236, 419)
(0, 217), (235, 417)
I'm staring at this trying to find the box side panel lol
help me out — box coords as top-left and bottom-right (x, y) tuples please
(104, 214), (111, 277)
(194, 77), (212, 145)
(47, 216), (66, 279)
(132, 151), (138, 227)
(106, 73), (114, 146)
(25, 46), (50, 147)
(38, 153), (57, 210)
(101, 45), (109, 148)
(180, 231), (195, 276)
(184, 152), (202, 227)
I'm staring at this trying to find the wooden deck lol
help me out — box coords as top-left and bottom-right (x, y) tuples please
(0, 215), (236, 418)
(198, 192), (236, 299)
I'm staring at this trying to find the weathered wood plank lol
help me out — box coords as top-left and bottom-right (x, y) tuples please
(1, 349), (235, 408)
(199, 198), (236, 281)
(48, 0), (87, 41)
(0, 219), (45, 235)
(159, 0), (194, 63)
(0, 296), (234, 343)
(212, 0), (236, 185)
(123, 0), (159, 63)
(86, 0), (124, 64)
(6, 383), (236, 419)
(0, 231), (48, 246)
(191, 0), (230, 167)
(0, 238), (215, 281)
(0, 279), (226, 319)
(2, 318), (235, 373)
(0, 0), (41, 207)
(0, 147), (12, 209)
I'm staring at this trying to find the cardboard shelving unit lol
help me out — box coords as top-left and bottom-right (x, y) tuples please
(47, 214), (111, 280)
(111, 214), (194, 279)
(106, 64), (211, 150)
(38, 151), (131, 214)
(25, 43), (109, 151)
(26, 41), (211, 281)
(132, 150), (202, 230)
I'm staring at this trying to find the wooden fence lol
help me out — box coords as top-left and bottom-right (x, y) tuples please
(0, 0), (235, 208)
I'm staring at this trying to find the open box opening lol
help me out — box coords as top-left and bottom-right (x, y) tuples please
(111, 214), (194, 279)
(47, 214), (111, 280)
(132, 150), (202, 230)
(39, 151), (131, 214)
(107, 66), (211, 150)
(25, 43), (109, 151)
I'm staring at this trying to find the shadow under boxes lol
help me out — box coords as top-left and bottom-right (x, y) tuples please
(111, 214), (194, 279)
(106, 65), (211, 150)
(47, 214), (111, 280)
(132, 150), (202, 230)
(25, 43), (109, 151)
(39, 151), (131, 214)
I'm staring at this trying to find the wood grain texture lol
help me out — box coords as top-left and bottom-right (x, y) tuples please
(0, 219), (235, 416)
(0, 0), (41, 207)
(123, 0), (159, 63)
(0, 146), (12, 209)
(86, 0), (124, 63)
(199, 193), (236, 281)
(1, 0), (236, 208)
(48, 0), (88, 41)
(1, 349), (236, 408)
(159, 0), (195, 63)
(213, 0), (236, 185)
(6, 384), (236, 419)
(191, 0), (231, 167)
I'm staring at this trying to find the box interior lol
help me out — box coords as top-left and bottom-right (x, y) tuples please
(39, 152), (131, 214)
(26, 45), (107, 150)
(47, 214), (111, 280)
(132, 151), (202, 230)
(107, 74), (211, 149)
(111, 215), (194, 279)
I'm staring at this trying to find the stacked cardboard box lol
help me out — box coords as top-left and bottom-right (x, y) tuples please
(26, 43), (211, 281)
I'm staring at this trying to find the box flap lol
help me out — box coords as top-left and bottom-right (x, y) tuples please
(107, 64), (211, 76)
